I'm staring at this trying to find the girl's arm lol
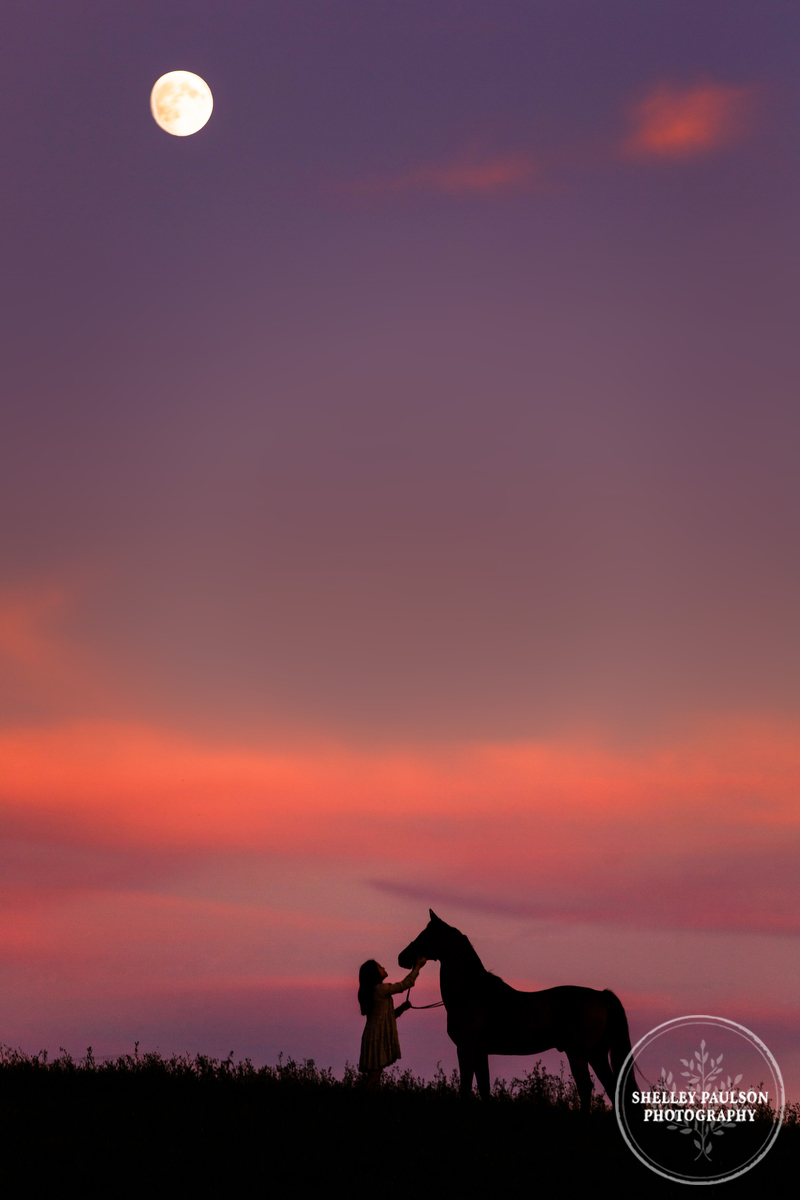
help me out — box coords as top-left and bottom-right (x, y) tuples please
(381, 958), (427, 995)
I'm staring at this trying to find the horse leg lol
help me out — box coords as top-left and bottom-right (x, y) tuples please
(474, 1051), (491, 1102)
(566, 1051), (593, 1117)
(457, 1045), (476, 1100)
(588, 1051), (616, 1107)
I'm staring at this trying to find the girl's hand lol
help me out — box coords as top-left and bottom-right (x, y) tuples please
(416, 956), (427, 969)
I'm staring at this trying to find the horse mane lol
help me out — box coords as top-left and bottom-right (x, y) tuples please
(450, 928), (515, 994)
(451, 930), (487, 972)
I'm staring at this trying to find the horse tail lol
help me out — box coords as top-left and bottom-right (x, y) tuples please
(603, 989), (635, 1106)
(602, 989), (631, 1073)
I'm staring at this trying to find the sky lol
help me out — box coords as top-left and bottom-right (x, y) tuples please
(1, 1), (799, 1098)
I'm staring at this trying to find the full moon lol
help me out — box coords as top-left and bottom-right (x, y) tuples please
(150, 71), (213, 136)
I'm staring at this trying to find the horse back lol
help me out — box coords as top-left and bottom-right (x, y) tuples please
(523, 985), (611, 1049)
(449, 981), (614, 1056)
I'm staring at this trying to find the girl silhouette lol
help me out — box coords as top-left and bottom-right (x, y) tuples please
(357, 956), (427, 1086)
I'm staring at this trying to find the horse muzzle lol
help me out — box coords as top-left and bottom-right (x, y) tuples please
(397, 942), (416, 969)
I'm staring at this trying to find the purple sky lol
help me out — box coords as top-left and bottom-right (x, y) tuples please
(1, 2), (798, 1100)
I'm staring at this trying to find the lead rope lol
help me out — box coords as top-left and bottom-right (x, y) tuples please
(404, 987), (444, 1009)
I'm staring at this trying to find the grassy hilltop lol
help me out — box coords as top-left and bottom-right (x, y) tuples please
(1, 1046), (796, 1198)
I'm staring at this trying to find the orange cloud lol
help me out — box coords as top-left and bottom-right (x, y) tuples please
(0, 580), (107, 714)
(0, 717), (798, 933)
(349, 149), (538, 197)
(0, 584), (71, 674)
(1, 718), (798, 837)
(342, 82), (757, 202)
(624, 81), (755, 159)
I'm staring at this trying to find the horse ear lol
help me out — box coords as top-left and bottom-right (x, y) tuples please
(429, 908), (439, 921)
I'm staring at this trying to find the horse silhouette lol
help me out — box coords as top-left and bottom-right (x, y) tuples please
(398, 910), (632, 1112)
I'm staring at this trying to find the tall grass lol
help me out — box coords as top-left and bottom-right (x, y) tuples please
(0, 1043), (611, 1111)
(2, 1043), (796, 1122)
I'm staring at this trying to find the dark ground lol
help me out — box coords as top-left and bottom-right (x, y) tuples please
(1, 1049), (796, 1198)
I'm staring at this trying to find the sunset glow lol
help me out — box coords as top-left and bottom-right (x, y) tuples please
(1, 2), (798, 1103)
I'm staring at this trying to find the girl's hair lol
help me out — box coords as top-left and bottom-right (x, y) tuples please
(358, 959), (383, 1016)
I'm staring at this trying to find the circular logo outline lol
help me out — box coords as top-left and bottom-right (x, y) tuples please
(615, 1014), (785, 1186)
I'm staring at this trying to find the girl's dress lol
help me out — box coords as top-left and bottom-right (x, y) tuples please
(359, 966), (421, 1072)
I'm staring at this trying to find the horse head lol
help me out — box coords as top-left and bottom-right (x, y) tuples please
(398, 909), (452, 967)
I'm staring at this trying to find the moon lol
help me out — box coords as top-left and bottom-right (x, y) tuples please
(150, 71), (213, 137)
